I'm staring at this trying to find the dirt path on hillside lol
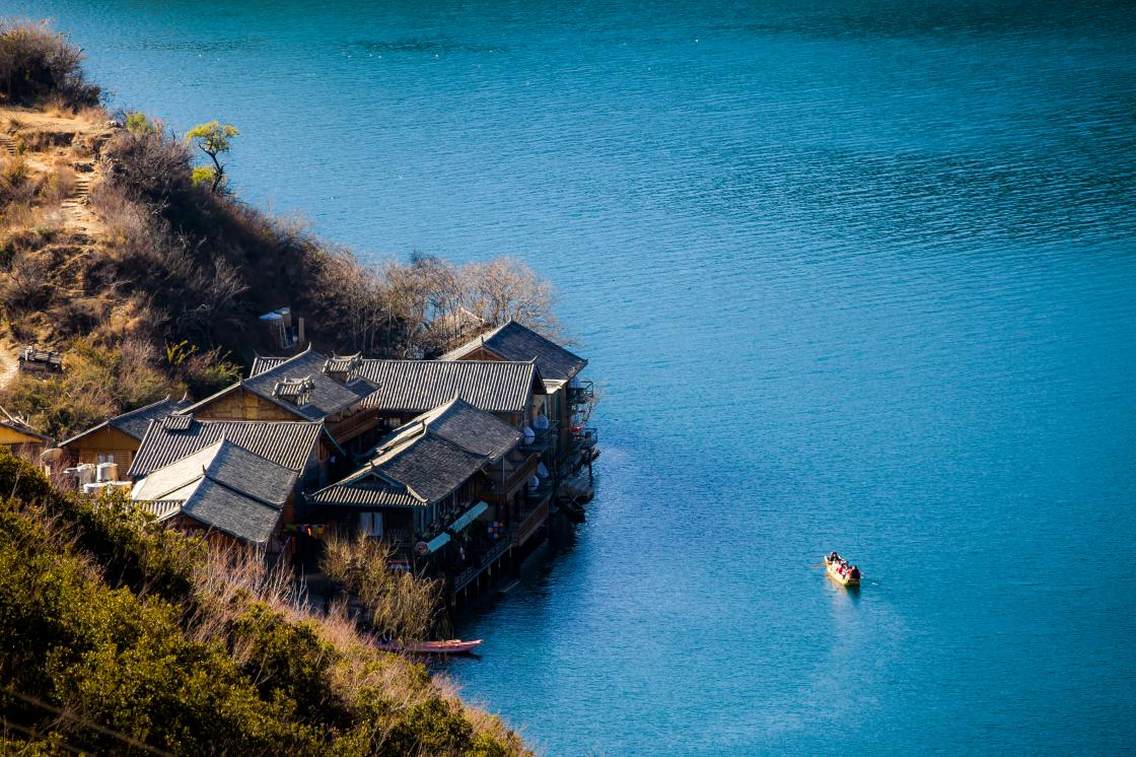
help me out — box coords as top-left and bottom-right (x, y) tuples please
(0, 105), (113, 238)
(0, 342), (18, 391)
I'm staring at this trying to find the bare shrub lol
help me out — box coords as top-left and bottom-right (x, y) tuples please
(461, 257), (560, 338)
(182, 346), (242, 397)
(321, 531), (443, 643)
(39, 160), (76, 204)
(101, 119), (191, 204)
(0, 247), (52, 312)
(186, 545), (304, 646)
(116, 336), (170, 407)
(0, 154), (40, 206)
(0, 20), (100, 108)
(93, 180), (250, 345)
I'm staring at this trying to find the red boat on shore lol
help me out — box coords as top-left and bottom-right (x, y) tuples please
(378, 639), (483, 655)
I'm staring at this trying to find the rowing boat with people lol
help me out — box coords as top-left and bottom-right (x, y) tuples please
(823, 552), (861, 587)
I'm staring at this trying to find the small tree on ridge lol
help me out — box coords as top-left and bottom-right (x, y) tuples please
(185, 119), (238, 192)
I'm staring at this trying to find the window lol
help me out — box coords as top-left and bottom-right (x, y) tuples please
(358, 511), (383, 538)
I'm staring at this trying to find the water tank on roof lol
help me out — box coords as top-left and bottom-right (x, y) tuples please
(76, 464), (97, 486)
(97, 462), (118, 483)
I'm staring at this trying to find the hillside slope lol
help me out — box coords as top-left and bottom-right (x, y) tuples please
(0, 20), (534, 754)
(0, 451), (525, 755)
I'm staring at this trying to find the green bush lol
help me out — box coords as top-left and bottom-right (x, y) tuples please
(190, 164), (216, 188)
(0, 452), (527, 755)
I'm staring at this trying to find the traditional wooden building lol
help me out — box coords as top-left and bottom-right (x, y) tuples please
(128, 415), (335, 491)
(0, 407), (50, 461)
(440, 320), (594, 471)
(307, 398), (551, 597)
(127, 415), (337, 551)
(187, 348), (379, 450)
(131, 438), (299, 551)
(58, 395), (191, 471)
(249, 355), (547, 438)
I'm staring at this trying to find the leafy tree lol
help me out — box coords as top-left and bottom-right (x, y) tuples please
(184, 120), (238, 193)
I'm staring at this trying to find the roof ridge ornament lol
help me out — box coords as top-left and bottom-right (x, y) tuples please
(273, 376), (316, 405)
(322, 353), (363, 383)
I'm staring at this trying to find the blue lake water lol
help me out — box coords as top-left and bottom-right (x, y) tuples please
(13, 1), (1136, 752)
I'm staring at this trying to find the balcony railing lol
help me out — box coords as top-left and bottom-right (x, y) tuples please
(485, 452), (539, 494)
(571, 426), (598, 452)
(453, 537), (512, 593)
(515, 500), (549, 546)
(567, 379), (594, 406)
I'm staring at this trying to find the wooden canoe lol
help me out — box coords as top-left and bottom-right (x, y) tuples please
(378, 639), (483, 655)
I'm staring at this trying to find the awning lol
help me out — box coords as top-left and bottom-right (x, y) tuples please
(448, 501), (489, 534)
(425, 531), (451, 553)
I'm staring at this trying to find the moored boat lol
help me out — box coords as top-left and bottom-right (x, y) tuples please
(378, 638), (483, 655)
(824, 552), (861, 587)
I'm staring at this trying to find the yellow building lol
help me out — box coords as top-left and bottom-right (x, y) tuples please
(0, 408), (50, 461)
(59, 395), (190, 470)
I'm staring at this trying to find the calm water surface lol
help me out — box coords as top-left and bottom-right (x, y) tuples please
(16, 1), (1135, 752)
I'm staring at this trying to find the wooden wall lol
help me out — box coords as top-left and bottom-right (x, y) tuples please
(0, 426), (43, 447)
(62, 425), (139, 469)
(192, 387), (301, 422)
(456, 345), (503, 362)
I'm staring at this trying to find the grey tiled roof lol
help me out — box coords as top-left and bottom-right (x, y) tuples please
(132, 439), (296, 505)
(310, 398), (522, 509)
(182, 479), (284, 544)
(380, 433), (486, 504)
(141, 500), (183, 521)
(356, 359), (537, 414)
(240, 348), (374, 421)
(308, 478), (422, 509)
(402, 397), (521, 460)
(128, 418), (323, 478)
(111, 396), (193, 440)
(441, 320), (586, 381)
(131, 439), (297, 544)
(59, 395), (191, 447)
(324, 354), (362, 375)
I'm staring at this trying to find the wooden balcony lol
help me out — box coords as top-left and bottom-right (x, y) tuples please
(484, 450), (539, 495)
(514, 500), (549, 547)
(567, 379), (593, 406)
(453, 537), (512, 593)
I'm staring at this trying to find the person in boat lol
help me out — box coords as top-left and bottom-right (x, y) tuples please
(829, 551), (841, 563)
